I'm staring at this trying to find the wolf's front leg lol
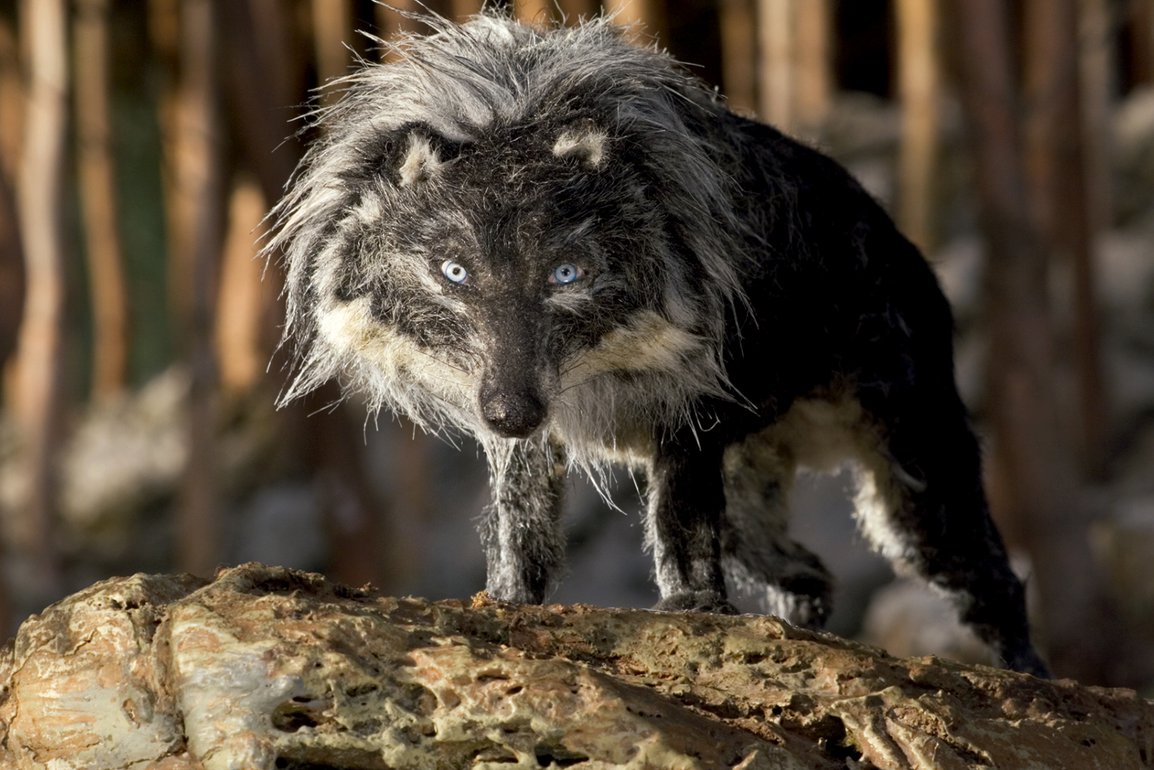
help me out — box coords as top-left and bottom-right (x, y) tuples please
(478, 437), (567, 604)
(646, 443), (736, 613)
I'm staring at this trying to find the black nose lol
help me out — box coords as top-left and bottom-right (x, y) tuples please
(479, 387), (546, 438)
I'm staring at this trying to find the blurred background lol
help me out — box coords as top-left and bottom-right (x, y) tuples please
(0, 0), (1152, 689)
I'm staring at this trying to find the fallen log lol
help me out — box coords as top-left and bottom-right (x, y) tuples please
(1, 563), (1149, 769)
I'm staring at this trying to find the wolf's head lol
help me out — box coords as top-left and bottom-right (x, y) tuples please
(268, 15), (750, 447)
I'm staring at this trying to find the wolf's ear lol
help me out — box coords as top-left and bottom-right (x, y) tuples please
(553, 123), (607, 170)
(398, 131), (460, 186)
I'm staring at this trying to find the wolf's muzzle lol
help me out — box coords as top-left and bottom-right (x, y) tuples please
(479, 385), (546, 438)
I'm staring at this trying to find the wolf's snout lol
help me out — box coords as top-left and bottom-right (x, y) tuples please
(479, 385), (546, 438)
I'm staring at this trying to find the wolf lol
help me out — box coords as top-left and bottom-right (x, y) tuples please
(267, 13), (1049, 675)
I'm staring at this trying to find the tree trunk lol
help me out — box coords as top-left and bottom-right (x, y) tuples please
(895, 0), (939, 251)
(218, 0), (309, 375)
(757, 0), (795, 131)
(169, 0), (225, 577)
(75, 0), (130, 400)
(1130, 0), (1154, 86)
(227, 0), (400, 594)
(556, 0), (598, 25)
(756, 0), (830, 137)
(219, 0), (305, 216)
(312, 0), (353, 104)
(449, 0), (484, 23)
(12, 0), (70, 591)
(719, 0), (758, 114)
(514, 0), (554, 26)
(0, 161), (20, 377)
(952, 0), (1114, 683)
(1080, 0), (1115, 232)
(1024, 0), (1108, 481)
(215, 177), (269, 394)
(374, 0), (428, 51)
(606, 0), (661, 40)
(2, 563), (1151, 769)
(304, 391), (395, 591)
(149, 0), (183, 320)
(0, 13), (20, 187)
(0, 11), (22, 640)
(0, 10), (22, 375)
(793, 0), (831, 132)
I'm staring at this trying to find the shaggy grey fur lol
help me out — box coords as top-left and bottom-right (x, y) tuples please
(267, 13), (1049, 676)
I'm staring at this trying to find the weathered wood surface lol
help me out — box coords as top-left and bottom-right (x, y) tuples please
(0, 563), (1150, 769)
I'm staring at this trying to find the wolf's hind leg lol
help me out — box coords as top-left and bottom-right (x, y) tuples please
(852, 387), (1049, 677)
(722, 438), (834, 627)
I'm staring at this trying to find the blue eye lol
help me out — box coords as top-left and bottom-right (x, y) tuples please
(549, 263), (583, 285)
(441, 259), (469, 284)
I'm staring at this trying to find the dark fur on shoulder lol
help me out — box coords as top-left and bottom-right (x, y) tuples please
(267, 13), (1049, 676)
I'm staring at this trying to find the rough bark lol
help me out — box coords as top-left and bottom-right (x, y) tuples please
(1, 563), (1150, 770)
